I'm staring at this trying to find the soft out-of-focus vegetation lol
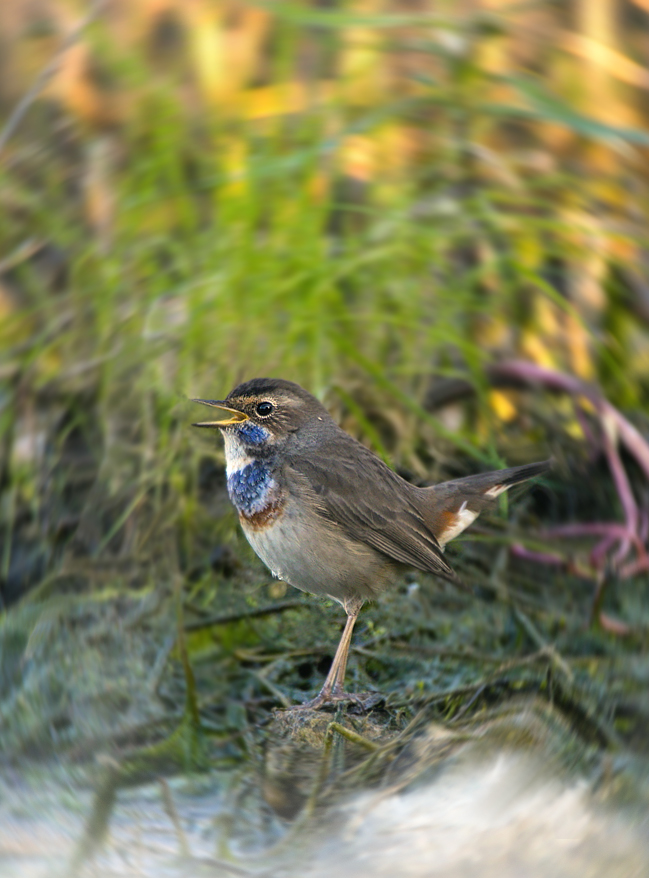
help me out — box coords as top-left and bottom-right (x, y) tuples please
(2, 0), (649, 600)
(1, 2), (649, 874)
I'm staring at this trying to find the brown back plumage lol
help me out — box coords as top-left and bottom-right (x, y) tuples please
(288, 415), (551, 575)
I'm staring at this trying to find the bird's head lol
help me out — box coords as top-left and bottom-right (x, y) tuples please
(192, 378), (330, 455)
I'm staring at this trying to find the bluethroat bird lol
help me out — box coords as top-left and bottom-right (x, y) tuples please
(193, 378), (550, 709)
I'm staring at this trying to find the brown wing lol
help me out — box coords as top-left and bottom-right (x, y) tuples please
(285, 433), (454, 578)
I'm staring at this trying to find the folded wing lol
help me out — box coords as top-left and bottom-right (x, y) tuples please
(286, 437), (454, 578)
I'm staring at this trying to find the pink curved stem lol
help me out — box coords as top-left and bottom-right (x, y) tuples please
(544, 523), (629, 539)
(590, 535), (618, 567)
(601, 408), (638, 535)
(640, 509), (649, 543)
(620, 556), (649, 578)
(511, 544), (565, 566)
(496, 361), (649, 585)
(598, 613), (633, 636)
(496, 361), (649, 481)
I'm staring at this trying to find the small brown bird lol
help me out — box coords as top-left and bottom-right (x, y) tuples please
(193, 379), (550, 709)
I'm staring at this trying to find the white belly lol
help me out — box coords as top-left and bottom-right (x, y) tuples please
(241, 504), (390, 605)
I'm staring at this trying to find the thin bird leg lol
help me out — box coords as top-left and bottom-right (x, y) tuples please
(299, 611), (359, 709)
(328, 610), (358, 696)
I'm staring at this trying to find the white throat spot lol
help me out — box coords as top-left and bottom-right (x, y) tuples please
(222, 431), (254, 475)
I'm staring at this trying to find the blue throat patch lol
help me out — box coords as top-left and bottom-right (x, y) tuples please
(236, 421), (269, 446)
(227, 459), (274, 516)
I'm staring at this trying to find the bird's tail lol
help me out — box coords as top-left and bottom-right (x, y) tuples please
(417, 459), (551, 548)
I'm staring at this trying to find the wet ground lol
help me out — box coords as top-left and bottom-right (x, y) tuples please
(1, 529), (649, 877)
(2, 719), (649, 877)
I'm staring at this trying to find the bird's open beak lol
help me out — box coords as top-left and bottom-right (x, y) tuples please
(191, 399), (249, 427)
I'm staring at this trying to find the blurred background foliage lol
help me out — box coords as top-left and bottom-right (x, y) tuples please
(3, 6), (649, 870)
(1, 0), (649, 747)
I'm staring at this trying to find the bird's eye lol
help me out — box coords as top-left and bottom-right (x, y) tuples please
(256, 401), (274, 417)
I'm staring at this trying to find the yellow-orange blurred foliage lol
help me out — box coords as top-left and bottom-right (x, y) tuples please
(1, 0), (648, 390)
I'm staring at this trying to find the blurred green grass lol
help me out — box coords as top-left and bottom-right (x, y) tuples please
(0, 0), (648, 605)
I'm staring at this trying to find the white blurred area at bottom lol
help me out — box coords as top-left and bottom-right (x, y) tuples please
(2, 750), (648, 877)
(297, 752), (648, 878)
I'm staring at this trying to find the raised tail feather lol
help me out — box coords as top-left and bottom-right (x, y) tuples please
(418, 459), (552, 548)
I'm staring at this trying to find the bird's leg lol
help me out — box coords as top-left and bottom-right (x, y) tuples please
(324, 610), (358, 694)
(295, 596), (385, 710)
(299, 610), (359, 709)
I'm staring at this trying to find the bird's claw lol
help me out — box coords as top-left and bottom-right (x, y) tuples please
(292, 689), (383, 711)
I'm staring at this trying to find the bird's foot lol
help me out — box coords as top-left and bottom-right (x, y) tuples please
(294, 688), (383, 711)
